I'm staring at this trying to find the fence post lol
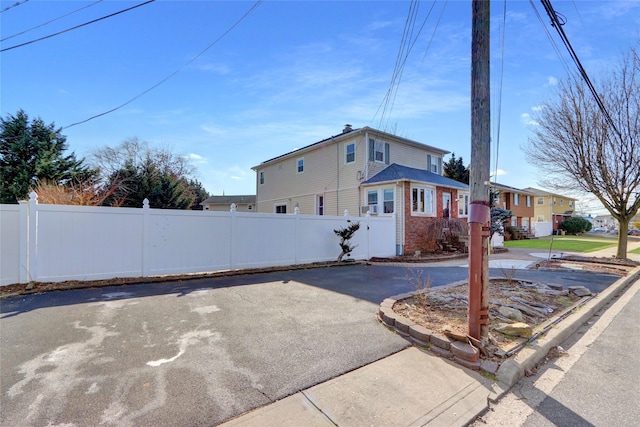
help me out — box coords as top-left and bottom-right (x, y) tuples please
(18, 199), (28, 283)
(142, 199), (150, 277)
(294, 206), (300, 265)
(26, 192), (38, 282)
(230, 203), (237, 270)
(366, 211), (371, 260)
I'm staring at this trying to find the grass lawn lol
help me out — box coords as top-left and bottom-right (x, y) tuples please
(504, 236), (616, 252)
(630, 247), (640, 255)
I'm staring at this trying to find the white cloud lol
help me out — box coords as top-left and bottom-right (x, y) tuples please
(490, 169), (507, 178)
(520, 113), (539, 126)
(186, 153), (206, 163)
(531, 105), (546, 112)
(547, 76), (558, 86)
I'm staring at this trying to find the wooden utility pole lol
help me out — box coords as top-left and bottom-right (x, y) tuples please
(468, 0), (491, 341)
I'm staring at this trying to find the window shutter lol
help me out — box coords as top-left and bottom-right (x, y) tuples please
(437, 157), (442, 174)
(427, 154), (432, 172)
(369, 139), (375, 161)
(385, 143), (390, 165)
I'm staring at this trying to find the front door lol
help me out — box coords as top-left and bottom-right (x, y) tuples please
(443, 193), (451, 218)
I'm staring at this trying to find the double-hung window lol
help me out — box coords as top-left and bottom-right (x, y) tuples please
(383, 189), (394, 213)
(345, 143), (355, 164)
(458, 193), (469, 216)
(426, 154), (441, 174)
(297, 158), (304, 173)
(368, 138), (389, 164)
(259, 171), (264, 185)
(368, 190), (378, 213)
(367, 188), (394, 214)
(514, 193), (520, 206)
(526, 196), (532, 207)
(411, 187), (434, 215)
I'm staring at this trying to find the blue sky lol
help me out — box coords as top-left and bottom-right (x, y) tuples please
(2, 0), (638, 214)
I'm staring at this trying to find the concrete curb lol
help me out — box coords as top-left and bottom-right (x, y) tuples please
(378, 266), (640, 392)
(495, 265), (640, 390)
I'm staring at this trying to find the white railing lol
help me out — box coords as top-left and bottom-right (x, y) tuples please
(0, 193), (395, 286)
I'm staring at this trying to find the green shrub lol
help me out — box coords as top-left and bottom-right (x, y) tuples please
(560, 217), (592, 234)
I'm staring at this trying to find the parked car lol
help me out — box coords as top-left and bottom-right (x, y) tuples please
(628, 229), (640, 236)
(590, 227), (607, 233)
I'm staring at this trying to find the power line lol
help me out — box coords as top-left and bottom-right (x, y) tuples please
(0, 0), (156, 53)
(374, 0), (444, 131)
(528, 0), (572, 76)
(493, 0), (507, 183)
(0, 0), (29, 14)
(539, 0), (622, 140)
(1, 0), (104, 43)
(63, 0), (264, 130)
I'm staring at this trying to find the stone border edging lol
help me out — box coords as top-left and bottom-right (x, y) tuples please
(377, 266), (640, 392)
(495, 265), (640, 389)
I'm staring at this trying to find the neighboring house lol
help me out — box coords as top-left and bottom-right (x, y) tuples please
(201, 195), (256, 212)
(252, 125), (470, 255)
(523, 188), (577, 231)
(491, 183), (535, 232)
(593, 214), (617, 230)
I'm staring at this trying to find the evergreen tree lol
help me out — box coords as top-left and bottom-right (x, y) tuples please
(443, 153), (470, 184)
(95, 138), (206, 209)
(0, 110), (91, 203)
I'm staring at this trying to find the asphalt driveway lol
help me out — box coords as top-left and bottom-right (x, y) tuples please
(0, 264), (620, 426)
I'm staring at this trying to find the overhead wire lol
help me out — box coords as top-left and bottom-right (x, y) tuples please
(374, 0), (443, 132)
(63, 0), (264, 129)
(376, 0), (420, 132)
(1, 0), (156, 52)
(539, 0), (622, 139)
(492, 0), (507, 183)
(1, 0), (104, 43)
(0, 0), (29, 14)
(528, 0), (572, 76)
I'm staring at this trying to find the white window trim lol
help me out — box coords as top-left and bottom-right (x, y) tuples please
(297, 157), (304, 174)
(383, 188), (394, 214)
(514, 193), (520, 206)
(411, 185), (435, 216)
(345, 143), (356, 165)
(366, 188), (395, 215)
(274, 203), (287, 214)
(374, 141), (385, 163)
(458, 193), (470, 217)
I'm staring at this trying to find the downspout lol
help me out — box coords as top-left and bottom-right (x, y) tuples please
(399, 180), (404, 255)
(364, 130), (369, 181)
(337, 139), (340, 216)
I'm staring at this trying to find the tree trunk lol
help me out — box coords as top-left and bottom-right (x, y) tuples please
(617, 217), (630, 258)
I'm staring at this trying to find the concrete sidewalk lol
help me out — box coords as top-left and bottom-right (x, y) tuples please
(220, 347), (501, 427)
(219, 251), (640, 427)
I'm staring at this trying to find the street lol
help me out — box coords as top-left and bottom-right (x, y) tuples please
(0, 263), (623, 426)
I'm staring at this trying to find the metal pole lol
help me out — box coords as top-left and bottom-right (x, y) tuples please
(468, 0), (491, 341)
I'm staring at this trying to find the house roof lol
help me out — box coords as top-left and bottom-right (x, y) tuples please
(522, 187), (577, 200)
(363, 163), (468, 190)
(490, 182), (536, 195)
(251, 126), (450, 170)
(201, 195), (256, 205)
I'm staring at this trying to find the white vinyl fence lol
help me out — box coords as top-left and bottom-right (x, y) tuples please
(0, 193), (395, 286)
(532, 221), (553, 238)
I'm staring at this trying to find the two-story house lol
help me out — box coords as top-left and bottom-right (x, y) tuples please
(523, 187), (577, 231)
(491, 183), (535, 232)
(252, 125), (470, 255)
(201, 195), (256, 212)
